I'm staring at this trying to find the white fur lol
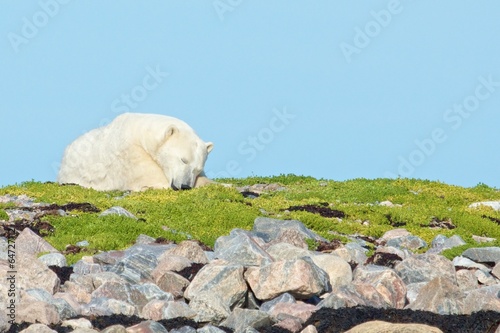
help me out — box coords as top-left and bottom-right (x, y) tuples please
(58, 113), (213, 191)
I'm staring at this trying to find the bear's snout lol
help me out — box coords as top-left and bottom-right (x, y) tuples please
(171, 182), (192, 191)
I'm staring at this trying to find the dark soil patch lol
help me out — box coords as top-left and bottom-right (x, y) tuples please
(302, 306), (500, 333)
(155, 236), (175, 244)
(316, 239), (343, 252)
(423, 217), (456, 229)
(241, 191), (260, 198)
(287, 203), (345, 218)
(0, 220), (55, 239)
(366, 252), (403, 268)
(385, 214), (406, 227)
(176, 263), (206, 281)
(482, 215), (500, 226)
(48, 265), (74, 285)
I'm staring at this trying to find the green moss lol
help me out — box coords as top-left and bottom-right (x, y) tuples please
(0, 210), (8, 221)
(1, 176), (499, 264)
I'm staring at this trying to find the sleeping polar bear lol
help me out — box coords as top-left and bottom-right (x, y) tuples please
(58, 113), (214, 191)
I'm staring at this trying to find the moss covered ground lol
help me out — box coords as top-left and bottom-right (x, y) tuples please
(1, 175), (499, 264)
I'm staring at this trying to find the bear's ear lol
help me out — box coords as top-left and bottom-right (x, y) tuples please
(206, 142), (214, 154)
(164, 126), (179, 140)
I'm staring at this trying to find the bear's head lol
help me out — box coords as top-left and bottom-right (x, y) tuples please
(155, 125), (213, 190)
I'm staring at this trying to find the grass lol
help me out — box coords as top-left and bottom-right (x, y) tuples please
(1, 175), (499, 264)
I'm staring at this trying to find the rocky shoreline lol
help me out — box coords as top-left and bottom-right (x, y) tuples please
(1, 193), (500, 332)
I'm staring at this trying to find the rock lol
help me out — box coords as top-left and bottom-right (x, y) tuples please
(134, 283), (174, 303)
(38, 253), (67, 267)
(452, 256), (491, 272)
(245, 257), (330, 300)
(214, 230), (272, 266)
(269, 302), (317, 323)
(188, 297), (231, 324)
(70, 329), (100, 333)
(462, 247), (500, 263)
(152, 255), (192, 281)
(126, 320), (168, 333)
(162, 301), (197, 320)
(82, 297), (136, 316)
(353, 265), (407, 308)
(73, 259), (103, 275)
(379, 229), (411, 243)
(16, 300), (60, 325)
(469, 201), (500, 211)
(76, 240), (90, 247)
(300, 325), (318, 333)
(16, 228), (59, 257)
(266, 243), (313, 261)
(333, 243), (367, 265)
(274, 317), (303, 333)
(196, 325), (227, 333)
(260, 293), (296, 313)
(164, 240), (209, 264)
(155, 271), (190, 298)
(463, 285), (500, 314)
(220, 308), (272, 332)
(70, 272), (127, 294)
(109, 252), (158, 283)
(386, 235), (427, 251)
(394, 253), (457, 285)
(320, 283), (388, 309)
(0, 310), (10, 333)
(19, 323), (58, 333)
(405, 282), (427, 304)
(492, 261), (500, 278)
(91, 281), (148, 312)
(25, 288), (77, 320)
(99, 206), (137, 219)
(170, 327), (197, 333)
(268, 228), (309, 249)
(429, 235), (466, 254)
(101, 325), (128, 333)
(184, 261), (247, 311)
(475, 269), (498, 285)
(136, 234), (156, 244)
(455, 269), (479, 292)
(93, 250), (127, 266)
(62, 281), (92, 303)
(379, 200), (400, 207)
(61, 318), (93, 329)
(141, 300), (167, 321)
(310, 254), (352, 289)
(344, 320), (443, 333)
(124, 243), (174, 260)
(252, 217), (326, 243)
(17, 253), (60, 294)
(407, 277), (464, 315)
(472, 235), (496, 243)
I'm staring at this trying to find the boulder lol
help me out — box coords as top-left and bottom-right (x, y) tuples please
(407, 277), (464, 315)
(394, 253), (456, 285)
(214, 230), (272, 266)
(345, 320), (443, 333)
(353, 265), (406, 308)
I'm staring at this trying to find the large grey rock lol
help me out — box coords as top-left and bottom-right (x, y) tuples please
(81, 297), (136, 316)
(17, 253), (60, 295)
(61, 318), (93, 330)
(260, 293), (296, 313)
(134, 283), (174, 303)
(155, 271), (190, 298)
(269, 302), (317, 323)
(197, 325), (227, 333)
(184, 261), (247, 310)
(16, 300), (61, 325)
(188, 297), (231, 324)
(162, 301), (197, 320)
(100, 325), (127, 333)
(220, 308), (272, 332)
(19, 323), (58, 333)
(386, 235), (427, 251)
(164, 240), (209, 264)
(25, 288), (77, 320)
(456, 269), (479, 292)
(0, 310), (10, 333)
(311, 254), (352, 289)
(429, 235), (466, 254)
(452, 256), (491, 272)
(463, 285), (500, 314)
(319, 283), (388, 309)
(38, 253), (67, 267)
(109, 251), (158, 283)
(379, 229), (411, 243)
(214, 229), (272, 266)
(407, 277), (464, 315)
(252, 217), (326, 243)
(91, 281), (148, 312)
(16, 227), (59, 257)
(244, 257), (330, 300)
(126, 320), (168, 333)
(152, 254), (192, 281)
(332, 243), (367, 265)
(266, 243), (313, 261)
(353, 265), (406, 308)
(345, 320), (443, 333)
(70, 272), (127, 294)
(394, 253), (457, 285)
(73, 259), (103, 275)
(462, 247), (500, 263)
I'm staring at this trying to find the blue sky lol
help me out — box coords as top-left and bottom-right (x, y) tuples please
(1, 1), (499, 188)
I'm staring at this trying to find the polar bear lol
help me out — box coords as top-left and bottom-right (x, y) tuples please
(58, 113), (214, 191)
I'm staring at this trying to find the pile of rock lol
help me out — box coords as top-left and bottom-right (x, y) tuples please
(1, 198), (500, 332)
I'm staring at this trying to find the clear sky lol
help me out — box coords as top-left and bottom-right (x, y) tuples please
(1, 1), (499, 188)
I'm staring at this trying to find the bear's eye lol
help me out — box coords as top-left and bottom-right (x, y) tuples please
(181, 157), (189, 164)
